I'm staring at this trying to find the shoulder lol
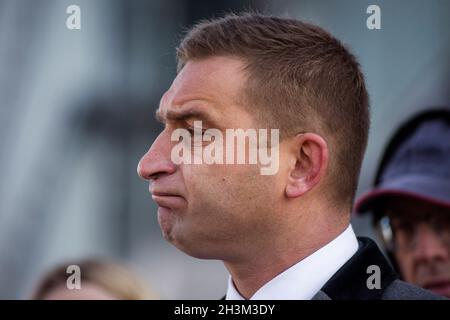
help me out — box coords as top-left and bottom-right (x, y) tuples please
(383, 279), (448, 300)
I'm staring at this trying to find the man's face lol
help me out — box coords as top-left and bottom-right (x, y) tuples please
(137, 56), (287, 260)
(383, 198), (450, 297)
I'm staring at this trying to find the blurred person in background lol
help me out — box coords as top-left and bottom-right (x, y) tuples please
(355, 109), (450, 297)
(137, 13), (444, 300)
(31, 258), (157, 300)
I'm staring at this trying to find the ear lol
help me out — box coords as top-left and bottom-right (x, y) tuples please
(285, 133), (329, 198)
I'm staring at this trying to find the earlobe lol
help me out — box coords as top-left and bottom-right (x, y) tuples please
(285, 133), (329, 198)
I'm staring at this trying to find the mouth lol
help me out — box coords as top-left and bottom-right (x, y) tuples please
(151, 190), (186, 209)
(423, 280), (450, 296)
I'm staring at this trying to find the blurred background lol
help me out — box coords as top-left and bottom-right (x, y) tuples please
(0, 0), (449, 299)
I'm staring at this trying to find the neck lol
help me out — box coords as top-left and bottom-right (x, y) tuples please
(224, 207), (350, 299)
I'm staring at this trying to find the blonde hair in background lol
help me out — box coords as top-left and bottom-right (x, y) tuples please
(30, 258), (157, 300)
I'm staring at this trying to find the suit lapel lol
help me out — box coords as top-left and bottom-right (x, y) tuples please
(317, 237), (398, 300)
(312, 290), (332, 300)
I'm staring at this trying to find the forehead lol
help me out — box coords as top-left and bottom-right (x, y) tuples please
(160, 56), (248, 114)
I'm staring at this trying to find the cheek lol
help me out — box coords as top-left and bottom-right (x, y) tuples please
(180, 163), (233, 213)
(183, 162), (275, 210)
(394, 250), (415, 282)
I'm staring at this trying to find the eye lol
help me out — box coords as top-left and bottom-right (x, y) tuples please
(395, 222), (415, 238)
(431, 215), (450, 234)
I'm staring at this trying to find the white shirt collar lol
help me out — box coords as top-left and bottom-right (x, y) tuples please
(226, 224), (359, 300)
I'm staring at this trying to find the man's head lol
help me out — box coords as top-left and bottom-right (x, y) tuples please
(355, 109), (450, 296)
(138, 13), (369, 260)
(380, 197), (450, 296)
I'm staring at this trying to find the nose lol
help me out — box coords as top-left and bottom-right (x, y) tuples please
(412, 223), (449, 263)
(137, 131), (177, 181)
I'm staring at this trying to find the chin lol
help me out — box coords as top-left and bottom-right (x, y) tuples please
(157, 207), (177, 239)
(168, 233), (222, 260)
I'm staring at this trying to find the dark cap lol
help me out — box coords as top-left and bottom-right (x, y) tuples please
(355, 109), (450, 214)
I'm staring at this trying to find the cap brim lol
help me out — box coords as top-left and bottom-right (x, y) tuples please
(354, 175), (450, 214)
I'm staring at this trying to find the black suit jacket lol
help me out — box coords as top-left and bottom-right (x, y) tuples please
(223, 237), (446, 300)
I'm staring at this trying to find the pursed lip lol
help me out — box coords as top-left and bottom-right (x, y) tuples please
(150, 189), (186, 209)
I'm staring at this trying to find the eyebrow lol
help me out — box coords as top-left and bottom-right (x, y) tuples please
(155, 106), (216, 126)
